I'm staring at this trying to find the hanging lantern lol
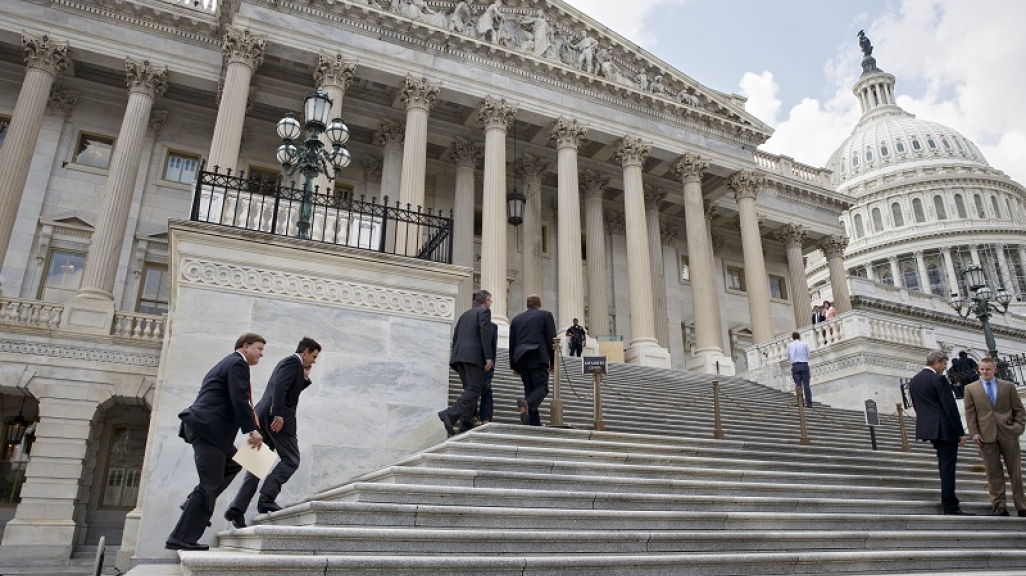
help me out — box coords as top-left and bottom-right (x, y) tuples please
(506, 186), (526, 226)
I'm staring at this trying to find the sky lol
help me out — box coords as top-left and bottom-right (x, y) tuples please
(562, 0), (1026, 186)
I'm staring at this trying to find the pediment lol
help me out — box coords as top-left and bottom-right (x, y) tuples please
(41, 212), (96, 230)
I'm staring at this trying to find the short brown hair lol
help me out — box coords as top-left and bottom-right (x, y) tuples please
(979, 357), (996, 366)
(296, 337), (321, 354)
(235, 332), (266, 349)
(526, 294), (541, 309)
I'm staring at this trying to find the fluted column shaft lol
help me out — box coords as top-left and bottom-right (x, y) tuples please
(888, 256), (901, 287)
(915, 251), (932, 294)
(312, 54), (356, 194)
(730, 171), (773, 343)
(970, 245), (981, 266)
(376, 122), (404, 201)
(644, 185), (669, 347)
(77, 61), (167, 300)
(208, 28), (264, 171)
(582, 171), (610, 336)
(995, 244), (1014, 294)
(942, 248), (960, 295)
(479, 96), (516, 325)
(616, 137), (658, 350)
(397, 76), (438, 210)
(552, 117), (587, 330)
(777, 224), (811, 328)
(448, 139), (481, 271)
(0, 35), (70, 272)
(821, 235), (852, 313)
(865, 263), (877, 282)
(518, 155), (548, 301)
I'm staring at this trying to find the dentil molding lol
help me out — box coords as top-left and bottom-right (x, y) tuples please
(0, 339), (159, 367)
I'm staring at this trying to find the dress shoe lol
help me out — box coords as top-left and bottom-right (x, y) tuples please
(257, 498), (282, 514)
(991, 509), (1010, 517)
(943, 508), (974, 516)
(165, 538), (209, 551)
(1018, 510), (1026, 517)
(224, 506), (247, 529)
(437, 410), (456, 437)
(516, 399), (529, 424)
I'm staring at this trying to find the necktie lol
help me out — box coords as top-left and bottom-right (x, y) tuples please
(987, 381), (997, 406)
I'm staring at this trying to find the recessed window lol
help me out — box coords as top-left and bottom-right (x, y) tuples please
(100, 426), (146, 508)
(163, 151), (200, 184)
(991, 195), (1002, 218)
(954, 194), (967, 219)
(39, 250), (85, 303)
(911, 138), (922, 151)
(540, 224), (549, 255)
(769, 274), (788, 300)
(473, 210), (482, 237)
(334, 183), (354, 204)
(903, 266), (920, 291)
(136, 263), (169, 315)
(880, 143), (890, 157)
(679, 254), (690, 282)
(891, 202), (904, 227)
(840, 158), (846, 175)
(955, 139), (965, 153)
(73, 132), (115, 168)
(0, 115), (10, 149)
(871, 207), (884, 232)
(927, 263), (944, 294)
(865, 148), (874, 162)
(895, 140), (906, 153)
(934, 195), (947, 220)
(942, 138), (951, 150)
(974, 194), (985, 218)
(854, 214), (865, 238)
(852, 153), (860, 168)
(927, 137), (938, 149)
(912, 198), (925, 223)
(726, 264), (746, 292)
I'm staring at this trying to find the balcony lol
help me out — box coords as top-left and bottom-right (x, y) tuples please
(0, 296), (165, 344)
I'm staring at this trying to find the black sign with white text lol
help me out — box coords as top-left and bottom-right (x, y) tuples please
(582, 356), (607, 375)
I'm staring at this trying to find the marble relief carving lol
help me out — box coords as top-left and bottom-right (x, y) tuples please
(0, 339), (159, 367)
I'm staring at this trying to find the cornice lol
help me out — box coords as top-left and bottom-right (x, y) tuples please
(53, 0), (222, 47)
(851, 295), (1026, 340)
(845, 222), (1026, 259)
(840, 165), (1026, 202)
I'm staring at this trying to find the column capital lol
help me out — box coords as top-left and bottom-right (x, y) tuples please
(125, 59), (168, 99)
(819, 234), (850, 258)
(660, 223), (679, 245)
(605, 210), (625, 235)
(614, 135), (650, 168)
(23, 34), (70, 76)
(400, 75), (441, 112)
(643, 184), (666, 210)
(549, 116), (587, 150)
(773, 223), (807, 249)
(727, 169), (765, 201)
(45, 85), (79, 118)
(705, 202), (719, 227)
(222, 27), (265, 70)
(478, 95), (516, 131)
(147, 110), (169, 138)
(515, 153), (551, 180)
(580, 169), (610, 200)
(363, 157), (383, 180)
(913, 249), (925, 258)
(375, 121), (406, 149)
(671, 152), (708, 182)
(447, 137), (483, 169)
(314, 53), (357, 93)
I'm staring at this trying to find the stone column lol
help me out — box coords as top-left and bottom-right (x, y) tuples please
(643, 184), (670, 347)
(312, 53), (357, 194)
(820, 235), (852, 313)
(995, 244), (1014, 295)
(448, 138), (482, 310)
(775, 224), (812, 329)
(376, 121), (405, 201)
(942, 247), (960, 295)
(478, 96), (517, 325)
(0, 396), (100, 562)
(888, 256), (901, 287)
(397, 75), (439, 211)
(517, 154), (550, 302)
(363, 157), (383, 196)
(207, 27), (264, 171)
(915, 250), (932, 294)
(865, 263), (877, 282)
(970, 244), (981, 266)
(551, 117), (587, 331)
(581, 170), (611, 337)
(615, 136), (669, 367)
(729, 170), (773, 344)
(0, 35), (70, 276)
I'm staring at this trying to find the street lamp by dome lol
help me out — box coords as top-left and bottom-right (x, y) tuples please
(949, 263), (1012, 379)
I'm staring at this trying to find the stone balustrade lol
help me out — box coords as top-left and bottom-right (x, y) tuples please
(163, 0), (218, 12)
(112, 311), (166, 341)
(0, 296), (63, 329)
(753, 150), (830, 185)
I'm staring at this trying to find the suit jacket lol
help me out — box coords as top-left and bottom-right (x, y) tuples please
(964, 378), (1026, 443)
(179, 352), (259, 455)
(450, 305), (494, 368)
(811, 312), (824, 324)
(509, 307), (557, 370)
(254, 354), (311, 436)
(483, 321), (498, 384)
(909, 367), (965, 442)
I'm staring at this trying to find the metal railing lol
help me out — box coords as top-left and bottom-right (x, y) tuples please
(191, 167), (454, 264)
(997, 354), (1026, 385)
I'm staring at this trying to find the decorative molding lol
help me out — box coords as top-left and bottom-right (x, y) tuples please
(728, 169), (765, 201)
(178, 259), (455, 321)
(614, 135), (650, 168)
(643, 184), (666, 210)
(22, 34), (71, 76)
(448, 137), (483, 169)
(45, 85), (79, 118)
(375, 121), (406, 148)
(0, 339), (159, 367)
(671, 152), (708, 183)
(660, 223), (679, 246)
(515, 153), (550, 180)
(222, 27), (266, 70)
(549, 116), (587, 151)
(580, 169), (609, 200)
(125, 59), (168, 98)
(314, 53), (358, 93)
(399, 74), (440, 112)
(478, 95), (517, 131)
(54, 0), (221, 46)
(820, 234), (850, 258)
(605, 210), (625, 235)
(147, 110), (169, 138)
(774, 223), (807, 249)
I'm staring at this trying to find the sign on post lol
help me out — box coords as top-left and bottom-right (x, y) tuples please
(864, 399), (880, 426)
(582, 356), (607, 375)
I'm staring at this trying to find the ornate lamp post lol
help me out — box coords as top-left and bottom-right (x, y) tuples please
(949, 263), (1013, 379)
(276, 89), (352, 239)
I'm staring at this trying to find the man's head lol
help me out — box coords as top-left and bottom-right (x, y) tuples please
(978, 357), (997, 380)
(572, 318), (579, 326)
(813, 305), (821, 312)
(925, 349), (948, 374)
(296, 336), (321, 369)
(474, 290), (493, 309)
(791, 331), (800, 340)
(959, 350), (969, 359)
(526, 294), (541, 309)
(235, 332), (267, 366)
(822, 300), (831, 308)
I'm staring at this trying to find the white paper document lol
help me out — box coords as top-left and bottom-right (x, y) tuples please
(232, 441), (279, 480)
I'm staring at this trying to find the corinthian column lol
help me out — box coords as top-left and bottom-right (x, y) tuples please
(643, 184), (670, 347)
(550, 117), (588, 331)
(0, 35), (70, 275)
(615, 136), (669, 367)
(775, 224), (812, 329)
(312, 54), (357, 193)
(581, 170), (610, 336)
(448, 138), (482, 271)
(375, 121), (405, 200)
(397, 75), (439, 211)
(478, 96), (517, 325)
(729, 170), (773, 344)
(820, 235), (852, 313)
(517, 154), (550, 302)
(915, 250), (932, 295)
(942, 247), (960, 295)
(207, 28), (264, 171)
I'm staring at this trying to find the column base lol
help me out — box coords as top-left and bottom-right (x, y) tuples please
(0, 519), (75, 563)
(61, 293), (115, 335)
(625, 343), (671, 368)
(687, 351), (736, 376)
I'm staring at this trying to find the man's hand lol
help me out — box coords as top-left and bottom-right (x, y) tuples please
(512, 370), (519, 376)
(248, 430), (263, 450)
(548, 365), (554, 374)
(958, 436), (967, 446)
(484, 360), (494, 372)
(972, 433), (982, 447)
(271, 416), (284, 433)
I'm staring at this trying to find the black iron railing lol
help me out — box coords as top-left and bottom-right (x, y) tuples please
(191, 167), (453, 264)
(997, 354), (1026, 385)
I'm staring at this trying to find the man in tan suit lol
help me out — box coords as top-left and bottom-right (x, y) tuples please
(963, 357), (1026, 517)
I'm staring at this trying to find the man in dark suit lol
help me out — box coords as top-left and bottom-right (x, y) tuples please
(509, 294), (557, 426)
(474, 321), (499, 427)
(909, 349), (971, 515)
(167, 333), (266, 551)
(224, 337), (321, 528)
(439, 290), (494, 436)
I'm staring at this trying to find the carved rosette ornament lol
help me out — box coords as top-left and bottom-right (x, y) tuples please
(478, 95), (517, 131)
(400, 75), (440, 112)
(375, 121), (406, 149)
(363, 157), (383, 180)
(549, 116), (587, 150)
(671, 152), (708, 182)
(773, 223), (807, 249)
(23, 35), (71, 76)
(660, 223), (679, 246)
(727, 169), (765, 201)
(125, 60), (168, 99)
(515, 154), (551, 180)
(222, 27), (265, 69)
(45, 85), (79, 118)
(447, 138), (483, 169)
(643, 184), (667, 210)
(819, 234), (850, 258)
(580, 170), (610, 200)
(614, 136), (650, 168)
(314, 53), (357, 92)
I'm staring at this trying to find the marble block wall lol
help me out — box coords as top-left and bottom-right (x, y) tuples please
(122, 220), (466, 565)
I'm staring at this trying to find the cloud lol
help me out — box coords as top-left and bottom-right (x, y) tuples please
(738, 71), (782, 127)
(562, 0), (686, 47)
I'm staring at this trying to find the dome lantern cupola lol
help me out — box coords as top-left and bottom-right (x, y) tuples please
(853, 30), (897, 116)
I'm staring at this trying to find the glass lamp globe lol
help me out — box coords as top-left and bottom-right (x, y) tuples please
(276, 113), (301, 141)
(332, 147), (351, 169)
(304, 90), (333, 130)
(326, 118), (350, 146)
(276, 143), (298, 166)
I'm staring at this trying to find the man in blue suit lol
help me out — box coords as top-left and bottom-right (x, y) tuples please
(509, 294), (557, 426)
(167, 333), (266, 550)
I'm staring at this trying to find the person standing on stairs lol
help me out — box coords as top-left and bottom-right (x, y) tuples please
(909, 350), (972, 515)
(509, 294), (557, 426)
(471, 320), (499, 429)
(787, 331), (812, 408)
(565, 318), (587, 357)
(963, 357), (1026, 517)
(224, 337), (321, 528)
(440, 290), (494, 437)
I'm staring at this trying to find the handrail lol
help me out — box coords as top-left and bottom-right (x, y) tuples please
(0, 297), (63, 329)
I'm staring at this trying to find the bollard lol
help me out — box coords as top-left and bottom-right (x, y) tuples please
(896, 402), (911, 452)
(711, 379), (723, 439)
(593, 368), (604, 431)
(550, 337), (563, 427)
(795, 386), (810, 445)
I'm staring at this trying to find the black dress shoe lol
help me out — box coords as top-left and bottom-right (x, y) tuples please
(943, 508), (974, 515)
(516, 399), (529, 424)
(224, 506), (247, 529)
(165, 538), (209, 551)
(991, 509), (1010, 516)
(1018, 510), (1026, 517)
(257, 498), (282, 514)
(437, 410), (455, 437)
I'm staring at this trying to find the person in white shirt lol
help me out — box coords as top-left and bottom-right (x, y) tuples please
(787, 331), (812, 407)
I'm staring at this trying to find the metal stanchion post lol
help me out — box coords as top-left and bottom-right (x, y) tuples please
(896, 402), (910, 452)
(796, 386), (810, 445)
(550, 337), (563, 427)
(712, 379), (723, 440)
(593, 368), (604, 431)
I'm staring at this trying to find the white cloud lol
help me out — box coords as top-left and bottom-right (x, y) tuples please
(561, 0), (686, 47)
(738, 71), (782, 127)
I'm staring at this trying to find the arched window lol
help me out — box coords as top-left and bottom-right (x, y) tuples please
(955, 139), (965, 153)
(891, 202), (904, 227)
(854, 214), (865, 238)
(927, 137), (938, 149)
(840, 158), (846, 175)
(974, 194), (985, 217)
(866, 148), (874, 162)
(911, 138), (922, 151)
(927, 263), (944, 294)
(991, 195), (1002, 218)
(880, 143), (890, 157)
(954, 194), (968, 218)
(852, 153), (860, 168)
(1007, 198), (1015, 219)
(934, 195), (947, 220)
(912, 198), (925, 223)
(872, 207), (884, 231)
(942, 137), (952, 150)
(903, 266), (920, 291)
(896, 140), (906, 153)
